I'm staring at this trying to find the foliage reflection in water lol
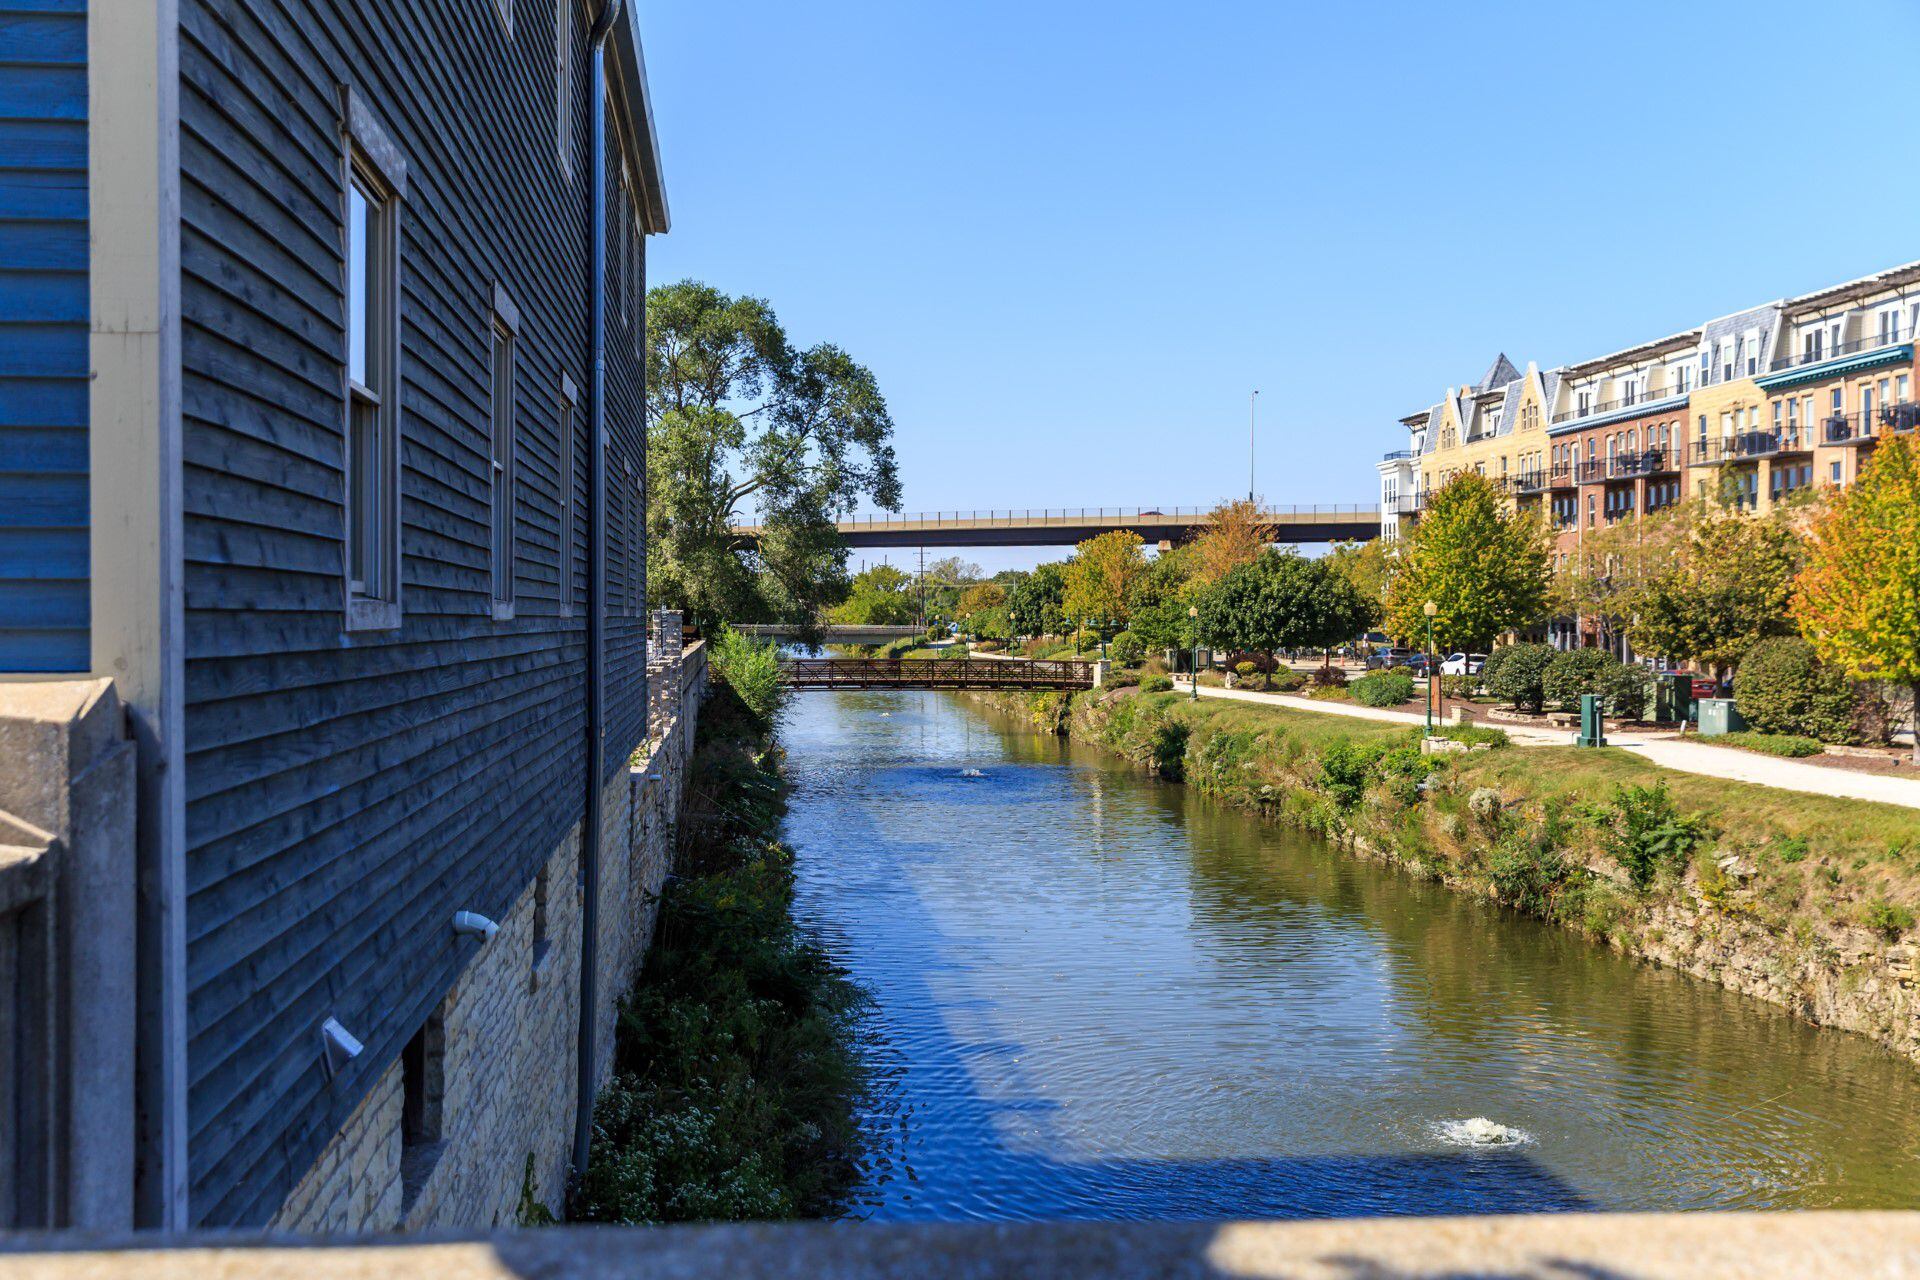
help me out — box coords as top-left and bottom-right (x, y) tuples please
(782, 691), (1920, 1221)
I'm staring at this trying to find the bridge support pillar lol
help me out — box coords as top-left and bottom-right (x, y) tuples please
(1091, 660), (1109, 689)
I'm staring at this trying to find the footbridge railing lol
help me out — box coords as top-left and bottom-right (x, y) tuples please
(782, 657), (1097, 691)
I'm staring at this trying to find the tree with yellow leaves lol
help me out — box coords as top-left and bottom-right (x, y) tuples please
(1063, 530), (1147, 639)
(1187, 498), (1276, 589)
(1793, 437), (1920, 763)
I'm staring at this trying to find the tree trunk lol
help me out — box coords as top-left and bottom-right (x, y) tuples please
(1912, 680), (1920, 767)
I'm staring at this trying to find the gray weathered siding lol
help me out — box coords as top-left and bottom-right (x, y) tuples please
(176, 0), (648, 1225)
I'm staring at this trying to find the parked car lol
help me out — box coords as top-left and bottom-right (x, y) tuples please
(1439, 652), (1488, 677)
(1366, 648), (1419, 670)
(1400, 652), (1431, 675)
(1671, 671), (1720, 699)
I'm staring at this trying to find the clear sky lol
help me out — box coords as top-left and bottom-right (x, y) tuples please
(636, 0), (1920, 571)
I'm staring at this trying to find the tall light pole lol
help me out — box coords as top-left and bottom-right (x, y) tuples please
(1188, 605), (1200, 701)
(1248, 389), (1261, 504)
(1422, 600), (1439, 738)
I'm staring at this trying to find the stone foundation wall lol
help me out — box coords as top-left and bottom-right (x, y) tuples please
(271, 644), (709, 1232)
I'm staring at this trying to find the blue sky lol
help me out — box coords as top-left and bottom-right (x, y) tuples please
(637, 1), (1920, 570)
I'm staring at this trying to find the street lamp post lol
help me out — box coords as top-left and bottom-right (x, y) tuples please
(1422, 600), (1438, 738)
(1188, 605), (1200, 702)
(1248, 389), (1261, 504)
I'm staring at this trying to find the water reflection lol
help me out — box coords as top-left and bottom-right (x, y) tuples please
(783, 691), (1920, 1220)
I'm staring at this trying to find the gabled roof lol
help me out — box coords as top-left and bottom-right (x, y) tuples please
(1476, 353), (1521, 392)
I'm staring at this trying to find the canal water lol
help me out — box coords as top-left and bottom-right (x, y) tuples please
(782, 690), (1920, 1221)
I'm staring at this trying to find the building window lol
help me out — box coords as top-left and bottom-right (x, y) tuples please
(401, 1005), (446, 1211)
(1832, 387), (1844, 415)
(1881, 311), (1900, 345)
(1900, 374), (1912, 404)
(1831, 460), (1843, 484)
(489, 288), (521, 618)
(559, 376), (578, 617)
(554, 0), (573, 177)
(338, 94), (409, 632)
(343, 160), (403, 629)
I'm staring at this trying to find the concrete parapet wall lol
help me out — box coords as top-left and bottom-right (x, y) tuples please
(270, 644), (710, 1232)
(8, 1212), (1920, 1277)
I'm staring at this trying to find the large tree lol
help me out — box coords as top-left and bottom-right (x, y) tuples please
(1628, 506), (1801, 672)
(1188, 498), (1275, 590)
(1197, 550), (1371, 682)
(1006, 563), (1067, 638)
(1794, 437), (1920, 761)
(1384, 473), (1550, 651)
(831, 563), (916, 626)
(1062, 531), (1147, 631)
(1553, 500), (1690, 657)
(645, 280), (901, 633)
(1323, 538), (1390, 630)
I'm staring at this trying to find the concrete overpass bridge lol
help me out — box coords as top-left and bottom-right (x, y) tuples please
(733, 623), (924, 645)
(731, 504), (1379, 549)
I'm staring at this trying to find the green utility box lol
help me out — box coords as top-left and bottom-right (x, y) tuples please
(1578, 693), (1606, 748)
(1655, 672), (1695, 725)
(1697, 698), (1747, 737)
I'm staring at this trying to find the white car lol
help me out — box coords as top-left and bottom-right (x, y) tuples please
(1439, 652), (1487, 677)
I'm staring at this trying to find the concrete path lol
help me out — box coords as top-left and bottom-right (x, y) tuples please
(1171, 678), (1920, 812)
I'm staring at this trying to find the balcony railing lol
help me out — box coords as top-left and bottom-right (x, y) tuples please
(1380, 449), (1415, 461)
(1769, 331), (1906, 373)
(1512, 470), (1548, 494)
(1547, 465), (1578, 489)
(1689, 431), (1806, 464)
(1549, 386), (1687, 425)
(1820, 402), (1920, 444)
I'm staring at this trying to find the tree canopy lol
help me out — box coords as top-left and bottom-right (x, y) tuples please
(1384, 473), (1550, 651)
(1187, 499), (1275, 590)
(1006, 563), (1067, 638)
(1793, 437), (1920, 760)
(644, 280), (901, 634)
(1197, 550), (1371, 660)
(1628, 506), (1801, 670)
(1062, 531), (1147, 628)
(830, 563), (916, 626)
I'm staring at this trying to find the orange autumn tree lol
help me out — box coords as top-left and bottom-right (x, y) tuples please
(1793, 436), (1920, 763)
(1187, 498), (1276, 589)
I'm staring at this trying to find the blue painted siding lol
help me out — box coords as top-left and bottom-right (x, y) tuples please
(0, 0), (88, 671)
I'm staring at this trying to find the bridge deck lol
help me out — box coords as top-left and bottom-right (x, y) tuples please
(734, 504), (1379, 548)
(782, 657), (1095, 691)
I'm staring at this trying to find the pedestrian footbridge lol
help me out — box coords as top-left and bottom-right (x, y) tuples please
(782, 656), (1097, 691)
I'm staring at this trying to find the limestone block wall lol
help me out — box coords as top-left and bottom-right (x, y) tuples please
(271, 644), (709, 1232)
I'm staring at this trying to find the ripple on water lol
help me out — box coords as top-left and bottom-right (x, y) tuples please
(780, 691), (1920, 1221)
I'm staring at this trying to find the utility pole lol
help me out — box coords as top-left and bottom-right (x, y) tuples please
(1248, 389), (1261, 504)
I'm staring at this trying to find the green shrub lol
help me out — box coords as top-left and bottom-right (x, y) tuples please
(1606, 782), (1710, 889)
(1489, 835), (1574, 916)
(1107, 631), (1145, 666)
(1269, 668), (1306, 693)
(1735, 636), (1855, 743)
(1543, 648), (1616, 711)
(1234, 660), (1260, 679)
(1351, 670), (1415, 707)
(1599, 661), (1653, 720)
(1318, 739), (1435, 809)
(710, 626), (789, 725)
(1487, 642), (1555, 712)
(1148, 720), (1190, 779)
(1139, 673), (1174, 694)
(1863, 899), (1916, 939)
(1719, 731), (1824, 758)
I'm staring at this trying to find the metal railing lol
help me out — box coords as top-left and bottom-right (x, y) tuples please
(781, 657), (1096, 691)
(1550, 387), (1687, 425)
(1380, 449), (1415, 461)
(1769, 331), (1907, 373)
(819, 504), (1381, 528)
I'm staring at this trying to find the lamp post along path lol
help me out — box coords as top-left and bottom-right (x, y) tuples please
(1422, 600), (1438, 738)
(1189, 605), (1201, 702)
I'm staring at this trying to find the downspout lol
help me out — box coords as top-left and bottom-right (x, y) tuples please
(575, 0), (622, 1180)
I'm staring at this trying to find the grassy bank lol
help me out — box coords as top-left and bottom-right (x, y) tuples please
(986, 686), (1920, 1064)
(573, 682), (875, 1223)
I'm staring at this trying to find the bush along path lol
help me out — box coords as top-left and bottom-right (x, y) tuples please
(573, 678), (880, 1223)
(976, 686), (1920, 1070)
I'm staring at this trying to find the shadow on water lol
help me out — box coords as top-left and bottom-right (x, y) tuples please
(782, 690), (1920, 1223)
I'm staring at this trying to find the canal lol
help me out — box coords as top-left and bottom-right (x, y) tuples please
(782, 690), (1920, 1221)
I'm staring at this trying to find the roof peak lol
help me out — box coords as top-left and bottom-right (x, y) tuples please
(1476, 353), (1521, 390)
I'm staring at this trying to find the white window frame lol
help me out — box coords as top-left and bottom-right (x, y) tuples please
(490, 285), (522, 620)
(340, 90), (408, 633)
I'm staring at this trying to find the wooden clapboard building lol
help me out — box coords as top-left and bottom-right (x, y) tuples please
(0, 0), (667, 1229)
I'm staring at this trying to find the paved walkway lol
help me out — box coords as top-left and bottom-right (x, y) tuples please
(1171, 678), (1920, 812)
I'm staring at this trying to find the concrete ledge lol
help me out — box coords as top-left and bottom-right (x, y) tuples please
(6, 1212), (1920, 1278)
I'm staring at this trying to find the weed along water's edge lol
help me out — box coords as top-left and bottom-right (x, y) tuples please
(971, 686), (1920, 1069)
(572, 675), (880, 1224)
